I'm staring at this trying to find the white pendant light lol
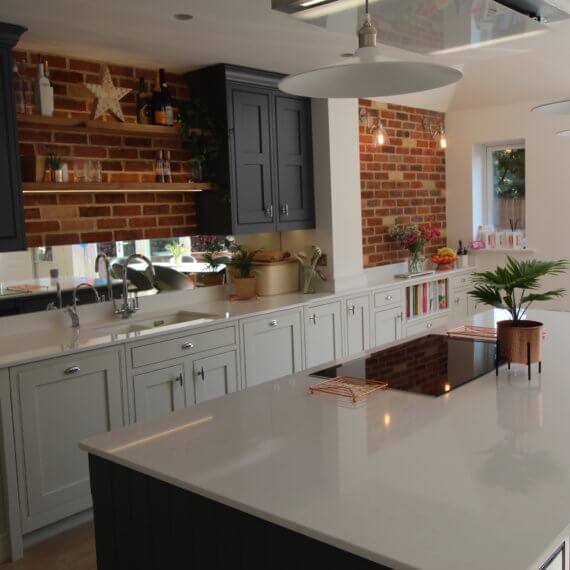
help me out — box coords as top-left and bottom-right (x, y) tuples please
(532, 100), (570, 115)
(278, 0), (463, 99)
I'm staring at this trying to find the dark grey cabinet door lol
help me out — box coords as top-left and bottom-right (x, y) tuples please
(274, 96), (314, 230)
(0, 24), (26, 252)
(229, 87), (275, 232)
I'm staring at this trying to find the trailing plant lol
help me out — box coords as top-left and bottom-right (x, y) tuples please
(229, 245), (260, 279)
(469, 256), (568, 323)
(46, 153), (62, 170)
(178, 98), (224, 171)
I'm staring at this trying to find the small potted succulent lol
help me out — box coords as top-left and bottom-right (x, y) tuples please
(229, 245), (260, 299)
(469, 257), (567, 365)
(389, 223), (441, 274)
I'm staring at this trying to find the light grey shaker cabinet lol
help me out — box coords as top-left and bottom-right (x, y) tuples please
(193, 350), (238, 404)
(133, 363), (186, 422)
(240, 309), (303, 388)
(304, 301), (343, 369)
(344, 294), (371, 357)
(374, 306), (403, 348)
(10, 346), (127, 533)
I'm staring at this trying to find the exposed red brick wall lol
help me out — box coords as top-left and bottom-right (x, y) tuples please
(13, 50), (197, 247)
(24, 192), (196, 248)
(360, 99), (446, 268)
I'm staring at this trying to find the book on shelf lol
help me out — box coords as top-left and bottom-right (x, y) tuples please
(405, 278), (449, 319)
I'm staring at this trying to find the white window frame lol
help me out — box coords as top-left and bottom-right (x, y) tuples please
(484, 142), (525, 228)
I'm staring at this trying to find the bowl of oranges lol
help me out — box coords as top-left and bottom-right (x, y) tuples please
(431, 247), (457, 271)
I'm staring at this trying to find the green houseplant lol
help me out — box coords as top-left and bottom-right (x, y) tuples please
(202, 238), (226, 286)
(229, 245), (261, 299)
(469, 256), (567, 364)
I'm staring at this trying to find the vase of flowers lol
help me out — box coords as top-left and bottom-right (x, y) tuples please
(389, 223), (441, 274)
(295, 245), (327, 294)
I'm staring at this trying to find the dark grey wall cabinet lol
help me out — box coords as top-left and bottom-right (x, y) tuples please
(186, 65), (315, 235)
(0, 23), (26, 252)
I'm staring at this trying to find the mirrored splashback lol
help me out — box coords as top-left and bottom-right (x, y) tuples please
(0, 235), (228, 317)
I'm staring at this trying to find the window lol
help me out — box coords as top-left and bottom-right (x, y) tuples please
(485, 143), (525, 231)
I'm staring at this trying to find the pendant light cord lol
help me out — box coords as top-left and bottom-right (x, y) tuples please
(365, 0), (369, 15)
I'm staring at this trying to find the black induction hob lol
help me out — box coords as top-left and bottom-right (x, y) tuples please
(311, 335), (499, 397)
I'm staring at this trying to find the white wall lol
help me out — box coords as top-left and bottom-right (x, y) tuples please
(282, 98), (366, 292)
(447, 99), (570, 310)
(0, 251), (34, 283)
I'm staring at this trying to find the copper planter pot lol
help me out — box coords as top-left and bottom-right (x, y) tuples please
(497, 320), (543, 364)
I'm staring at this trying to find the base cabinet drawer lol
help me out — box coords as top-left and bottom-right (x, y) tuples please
(10, 347), (127, 532)
(373, 288), (402, 309)
(405, 314), (449, 337)
(130, 326), (236, 369)
(241, 310), (303, 388)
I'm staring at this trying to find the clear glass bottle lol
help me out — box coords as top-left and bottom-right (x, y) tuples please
(155, 150), (165, 183)
(163, 150), (173, 183)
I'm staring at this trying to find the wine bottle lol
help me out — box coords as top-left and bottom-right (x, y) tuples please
(159, 68), (174, 127)
(12, 63), (26, 115)
(155, 150), (165, 183)
(35, 63), (54, 117)
(136, 77), (150, 124)
(163, 150), (173, 183)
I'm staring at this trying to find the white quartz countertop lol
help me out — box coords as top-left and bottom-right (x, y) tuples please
(81, 308), (570, 570)
(0, 266), (472, 368)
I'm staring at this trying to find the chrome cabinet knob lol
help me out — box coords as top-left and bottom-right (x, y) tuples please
(64, 366), (80, 375)
(280, 203), (289, 216)
(264, 204), (274, 218)
(196, 368), (205, 381)
(182, 342), (195, 350)
(269, 320), (278, 327)
(173, 373), (183, 386)
(348, 305), (356, 315)
(386, 295), (393, 301)
(427, 322), (433, 328)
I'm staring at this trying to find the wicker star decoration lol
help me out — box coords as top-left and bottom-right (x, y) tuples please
(84, 64), (131, 122)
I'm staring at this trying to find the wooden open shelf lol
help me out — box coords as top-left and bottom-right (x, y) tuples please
(22, 182), (215, 194)
(17, 114), (194, 137)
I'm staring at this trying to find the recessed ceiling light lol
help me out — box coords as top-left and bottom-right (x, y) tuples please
(172, 13), (193, 21)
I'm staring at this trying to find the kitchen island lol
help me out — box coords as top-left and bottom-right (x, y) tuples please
(80, 309), (570, 570)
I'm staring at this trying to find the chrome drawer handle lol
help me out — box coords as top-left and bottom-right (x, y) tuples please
(269, 320), (278, 327)
(309, 314), (317, 324)
(427, 322), (433, 328)
(385, 295), (393, 301)
(64, 366), (80, 375)
(182, 342), (195, 350)
(264, 204), (273, 218)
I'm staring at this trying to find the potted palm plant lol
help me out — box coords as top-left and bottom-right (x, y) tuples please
(229, 245), (260, 299)
(469, 257), (567, 364)
(202, 238), (225, 286)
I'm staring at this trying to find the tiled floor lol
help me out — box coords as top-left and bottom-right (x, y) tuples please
(0, 523), (96, 570)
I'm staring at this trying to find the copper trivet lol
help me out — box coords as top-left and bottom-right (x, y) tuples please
(309, 376), (388, 403)
(447, 325), (497, 341)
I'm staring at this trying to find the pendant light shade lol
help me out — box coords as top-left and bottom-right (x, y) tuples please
(279, 59), (463, 99)
(278, 1), (462, 99)
(532, 100), (570, 115)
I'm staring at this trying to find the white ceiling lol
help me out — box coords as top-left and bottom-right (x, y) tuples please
(1, 0), (570, 111)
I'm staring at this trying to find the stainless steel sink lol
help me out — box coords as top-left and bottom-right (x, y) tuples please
(88, 310), (218, 337)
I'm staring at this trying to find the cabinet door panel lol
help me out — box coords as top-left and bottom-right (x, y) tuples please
(346, 295), (371, 356)
(12, 348), (125, 531)
(0, 27), (26, 251)
(305, 302), (343, 369)
(275, 96), (314, 229)
(133, 364), (185, 422)
(230, 87), (274, 228)
(374, 307), (403, 348)
(242, 311), (302, 388)
(194, 351), (238, 404)
(450, 291), (469, 323)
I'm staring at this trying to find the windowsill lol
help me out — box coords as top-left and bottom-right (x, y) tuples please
(469, 248), (536, 254)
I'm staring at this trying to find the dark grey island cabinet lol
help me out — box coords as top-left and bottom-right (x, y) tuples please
(186, 64), (315, 236)
(88, 455), (391, 570)
(0, 23), (26, 252)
